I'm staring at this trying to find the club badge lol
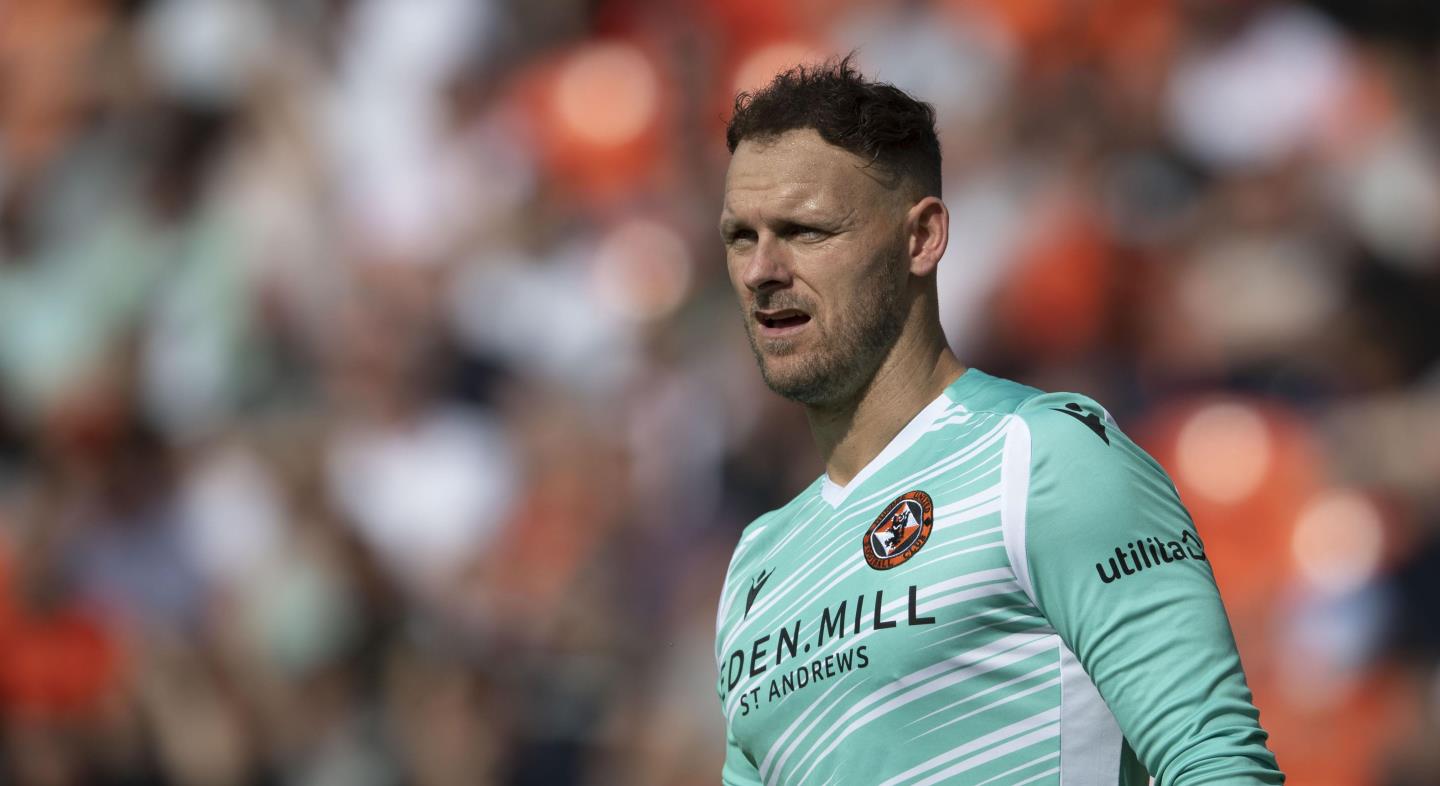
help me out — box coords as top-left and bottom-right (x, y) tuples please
(862, 490), (934, 570)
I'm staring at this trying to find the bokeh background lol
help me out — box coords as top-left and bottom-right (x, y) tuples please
(1, 0), (1439, 784)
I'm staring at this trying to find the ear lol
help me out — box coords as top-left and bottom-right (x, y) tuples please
(904, 196), (949, 278)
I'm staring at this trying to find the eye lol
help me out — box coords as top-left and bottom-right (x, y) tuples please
(724, 228), (757, 248)
(785, 224), (830, 242)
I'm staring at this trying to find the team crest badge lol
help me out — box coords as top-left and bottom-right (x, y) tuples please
(862, 490), (934, 570)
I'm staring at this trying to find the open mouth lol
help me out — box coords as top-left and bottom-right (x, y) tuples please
(756, 309), (811, 330)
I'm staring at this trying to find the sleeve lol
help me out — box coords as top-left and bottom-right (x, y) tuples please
(721, 724), (764, 786)
(1006, 392), (1283, 785)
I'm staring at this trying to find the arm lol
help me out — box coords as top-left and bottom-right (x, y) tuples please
(722, 724), (764, 786)
(1007, 393), (1283, 785)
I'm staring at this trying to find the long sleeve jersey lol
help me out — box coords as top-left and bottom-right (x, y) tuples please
(715, 368), (1283, 785)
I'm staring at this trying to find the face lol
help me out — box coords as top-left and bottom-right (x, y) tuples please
(720, 129), (911, 407)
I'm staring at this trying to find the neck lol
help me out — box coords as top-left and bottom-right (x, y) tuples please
(806, 326), (965, 487)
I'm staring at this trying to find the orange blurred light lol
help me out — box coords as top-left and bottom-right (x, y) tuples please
(1137, 397), (1323, 613)
(1290, 489), (1384, 594)
(553, 42), (659, 149)
(511, 39), (673, 204)
(730, 40), (826, 97)
(1175, 402), (1273, 506)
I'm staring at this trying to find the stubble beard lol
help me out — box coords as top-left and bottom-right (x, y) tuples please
(744, 271), (906, 408)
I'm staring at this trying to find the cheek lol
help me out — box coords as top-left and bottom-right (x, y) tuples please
(824, 258), (887, 305)
(827, 265), (899, 328)
(724, 255), (749, 298)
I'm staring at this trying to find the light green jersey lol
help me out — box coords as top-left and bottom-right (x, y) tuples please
(716, 369), (1282, 785)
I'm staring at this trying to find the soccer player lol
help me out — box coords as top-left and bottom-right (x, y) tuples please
(713, 58), (1283, 785)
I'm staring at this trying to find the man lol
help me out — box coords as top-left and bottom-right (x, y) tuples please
(713, 58), (1283, 785)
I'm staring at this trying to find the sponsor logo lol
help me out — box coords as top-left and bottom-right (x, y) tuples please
(1095, 529), (1208, 584)
(1052, 402), (1109, 445)
(744, 568), (773, 618)
(862, 491), (934, 570)
(719, 584), (935, 715)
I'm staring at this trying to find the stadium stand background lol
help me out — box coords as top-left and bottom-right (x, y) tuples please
(0, 0), (1438, 783)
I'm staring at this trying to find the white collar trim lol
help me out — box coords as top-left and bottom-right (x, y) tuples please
(818, 390), (958, 508)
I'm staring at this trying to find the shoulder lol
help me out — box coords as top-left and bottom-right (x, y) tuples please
(999, 391), (1207, 612)
(1005, 390), (1187, 542)
(1003, 389), (1179, 526)
(1011, 391), (1121, 461)
(937, 372), (1122, 454)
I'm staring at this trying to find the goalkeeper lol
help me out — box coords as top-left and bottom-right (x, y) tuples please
(713, 56), (1283, 785)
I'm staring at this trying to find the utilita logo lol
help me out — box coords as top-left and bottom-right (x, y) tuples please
(1095, 530), (1207, 584)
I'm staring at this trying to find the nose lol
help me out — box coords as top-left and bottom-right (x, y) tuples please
(740, 235), (791, 294)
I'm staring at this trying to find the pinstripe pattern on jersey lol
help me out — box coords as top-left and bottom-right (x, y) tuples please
(717, 371), (1133, 785)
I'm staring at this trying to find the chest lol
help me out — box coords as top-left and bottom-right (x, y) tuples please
(717, 468), (1041, 748)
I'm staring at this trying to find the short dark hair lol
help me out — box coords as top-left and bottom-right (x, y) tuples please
(725, 54), (942, 198)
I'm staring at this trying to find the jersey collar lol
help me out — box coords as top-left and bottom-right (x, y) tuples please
(818, 370), (971, 508)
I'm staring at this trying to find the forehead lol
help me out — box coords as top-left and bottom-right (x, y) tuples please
(721, 129), (895, 222)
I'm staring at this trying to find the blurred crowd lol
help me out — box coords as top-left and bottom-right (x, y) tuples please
(1, 0), (1438, 784)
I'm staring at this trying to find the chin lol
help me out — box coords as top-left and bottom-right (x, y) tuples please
(759, 359), (851, 407)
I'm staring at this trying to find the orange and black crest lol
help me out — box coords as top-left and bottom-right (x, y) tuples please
(862, 490), (934, 570)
